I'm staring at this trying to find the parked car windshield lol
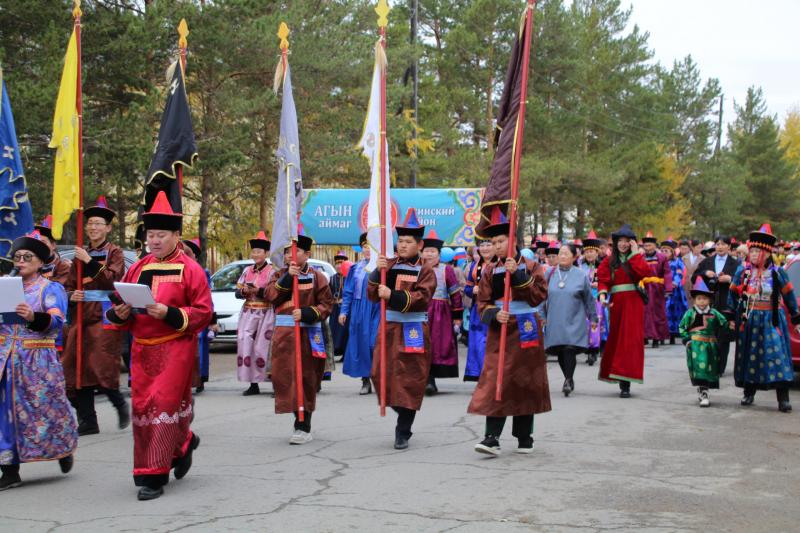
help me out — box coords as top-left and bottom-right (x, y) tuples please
(211, 263), (247, 291)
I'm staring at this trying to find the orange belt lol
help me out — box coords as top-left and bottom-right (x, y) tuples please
(691, 334), (716, 343)
(0, 335), (56, 349)
(640, 277), (664, 285)
(243, 302), (269, 310)
(133, 331), (186, 346)
(751, 302), (772, 311)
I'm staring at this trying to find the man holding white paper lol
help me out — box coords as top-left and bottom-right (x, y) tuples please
(61, 196), (127, 436)
(106, 192), (212, 501)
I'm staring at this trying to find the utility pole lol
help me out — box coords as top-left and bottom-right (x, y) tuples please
(714, 94), (723, 159)
(409, 0), (418, 187)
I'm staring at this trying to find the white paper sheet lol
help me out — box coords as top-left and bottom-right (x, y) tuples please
(113, 282), (156, 308)
(0, 277), (25, 313)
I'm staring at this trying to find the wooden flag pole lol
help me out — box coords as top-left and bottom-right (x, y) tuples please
(177, 19), (188, 196)
(278, 23), (305, 423)
(74, 0), (85, 390)
(376, 0), (390, 417)
(496, 0), (536, 402)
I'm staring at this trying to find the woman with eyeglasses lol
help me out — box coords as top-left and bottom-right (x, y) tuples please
(0, 232), (77, 491)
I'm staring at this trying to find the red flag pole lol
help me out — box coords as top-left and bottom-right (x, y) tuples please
(378, 16), (388, 417)
(278, 24), (305, 423)
(74, 1), (85, 390)
(496, 0), (536, 402)
(177, 20), (188, 197)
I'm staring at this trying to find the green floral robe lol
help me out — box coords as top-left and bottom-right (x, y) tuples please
(679, 306), (729, 388)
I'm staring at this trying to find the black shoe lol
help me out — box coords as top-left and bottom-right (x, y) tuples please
(586, 353), (596, 366)
(242, 384), (260, 396)
(515, 437), (535, 454)
(359, 378), (372, 395)
(741, 395), (755, 406)
(117, 402), (130, 430)
(474, 436), (501, 456)
(137, 486), (164, 501)
(619, 382), (631, 398)
(78, 421), (99, 436)
(778, 401), (792, 413)
(174, 433), (200, 480)
(322, 372), (332, 382)
(195, 383), (204, 394)
(0, 472), (22, 491)
(562, 379), (573, 397)
(425, 383), (437, 396)
(669, 335), (676, 345)
(394, 435), (409, 450)
(652, 340), (660, 348)
(58, 455), (74, 474)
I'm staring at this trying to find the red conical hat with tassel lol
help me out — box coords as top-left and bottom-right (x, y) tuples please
(143, 191), (182, 231)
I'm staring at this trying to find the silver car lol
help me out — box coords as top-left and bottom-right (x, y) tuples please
(211, 258), (336, 343)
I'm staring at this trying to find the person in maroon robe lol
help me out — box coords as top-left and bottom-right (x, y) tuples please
(468, 207), (550, 456)
(35, 215), (72, 286)
(421, 229), (463, 395)
(61, 197), (128, 435)
(106, 191), (212, 501)
(264, 235), (333, 445)
(640, 231), (673, 347)
(597, 224), (652, 397)
(368, 208), (436, 450)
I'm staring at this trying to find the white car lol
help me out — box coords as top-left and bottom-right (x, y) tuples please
(211, 258), (336, 343)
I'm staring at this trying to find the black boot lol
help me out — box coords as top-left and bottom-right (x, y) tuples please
(173, 433), (200, 480)
(0, 465), (22, 491)
(425, 375), (438, 396)
(137, 485), (164, 501)
(106, 389), (130, 430)
(359, 377), (372, 395)
(670, 334), (676, 345)
(58, 455), (74, 474)
(76, 388), (99, 435)
(741, 387), (756, 406)
(242, 383), (260, 396)
(619, 381), (631, 398)
(652, 339), (660, 348)
(777, 388), (792, 413)
(586, 351), (597, 366)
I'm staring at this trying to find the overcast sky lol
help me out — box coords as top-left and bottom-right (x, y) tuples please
(624, 0), (799, 132)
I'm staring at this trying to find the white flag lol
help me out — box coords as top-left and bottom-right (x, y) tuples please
(358, 44), (394, 272)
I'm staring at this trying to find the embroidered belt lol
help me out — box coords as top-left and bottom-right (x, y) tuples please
(751, 302), (772, 311)
(0, 336), (56, 349)
(275, 314), (316, 328)
(83, 290), (113, 302)
(494, 300), (537, 315)
(610, 284), (638, 294)
(640, 277), (664, 285)
(243, 302), (269, 310)
(386, 310), (428, 323)
(691, 334), (716, 343)
(134, 331), (187, 346)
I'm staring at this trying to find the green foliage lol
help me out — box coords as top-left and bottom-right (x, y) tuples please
(2, 0), (797, 263)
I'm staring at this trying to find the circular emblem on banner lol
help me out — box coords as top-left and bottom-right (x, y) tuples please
(359, 198), (399, 233)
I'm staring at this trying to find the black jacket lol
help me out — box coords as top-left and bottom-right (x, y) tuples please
(691, 254), (740, 316)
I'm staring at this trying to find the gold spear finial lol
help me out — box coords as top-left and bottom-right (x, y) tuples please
(376, 0), (390, 28)
(278, 22), (290, 51)
(72, 0), (82, 18)
(178, 19), (189, 49)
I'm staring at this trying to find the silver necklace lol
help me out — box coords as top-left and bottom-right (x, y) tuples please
(556, 267), (569, 289)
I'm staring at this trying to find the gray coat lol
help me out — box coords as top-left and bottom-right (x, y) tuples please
(543, 266), (598, 350)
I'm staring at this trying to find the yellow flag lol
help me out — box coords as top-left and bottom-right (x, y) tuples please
(48, 29), (80, 240)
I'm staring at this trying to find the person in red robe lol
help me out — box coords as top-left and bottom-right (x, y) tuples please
(597, 224), (652, 397)
(106, 192), (212, 501)
(468, 207), (550, 456)
(264, 234), (333, 445)
(368, 208), (436, 450)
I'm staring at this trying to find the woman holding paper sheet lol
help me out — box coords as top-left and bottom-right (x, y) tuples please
(0, 232), (77, 491)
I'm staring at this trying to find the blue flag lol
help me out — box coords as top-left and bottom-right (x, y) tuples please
(0, 78), (34, 258)
(270, 65), (304, 268)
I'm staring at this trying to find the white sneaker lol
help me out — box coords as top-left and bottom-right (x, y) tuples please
(289, 430), (313, 445)
(699, 391), (710, 408)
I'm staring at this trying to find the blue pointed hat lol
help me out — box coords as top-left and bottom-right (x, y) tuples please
(690, 277), (714, 297)
(396, 208), (425, 238)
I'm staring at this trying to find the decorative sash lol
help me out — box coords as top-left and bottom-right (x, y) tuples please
(494, 300), (539, 348)
(385, 310), (427, 353)
(273, 314), (326, 358)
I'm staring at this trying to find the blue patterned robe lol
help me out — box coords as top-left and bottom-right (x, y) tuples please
(0, 276), (77, 465)
(464, 259), (489, 381)
(666, 259), (689, 335)
(341, 260), (379, 378)
(729, 264), (799, 390)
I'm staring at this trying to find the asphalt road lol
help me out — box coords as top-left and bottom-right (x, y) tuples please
(2, 343), (799, 533)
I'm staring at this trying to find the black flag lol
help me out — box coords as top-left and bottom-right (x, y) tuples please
(143, 60), (197, 213)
